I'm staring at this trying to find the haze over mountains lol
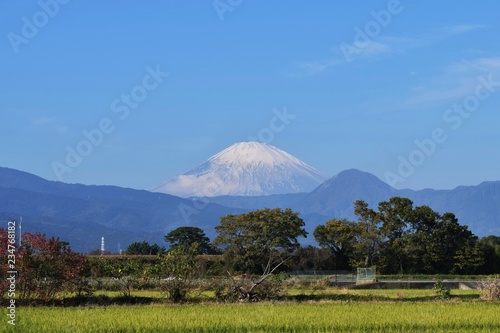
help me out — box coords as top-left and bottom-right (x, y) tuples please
(1, 142), (499, 251)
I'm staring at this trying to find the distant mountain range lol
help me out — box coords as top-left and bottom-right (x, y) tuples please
(0, 166), (244, 252)
(205, 169), (500, 237)
(1, 144), (499, 252)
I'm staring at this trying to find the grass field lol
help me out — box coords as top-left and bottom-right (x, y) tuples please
(2, 289), (499, 332)
(88, 288), (477, 297)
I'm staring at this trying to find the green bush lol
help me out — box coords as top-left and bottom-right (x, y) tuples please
(433, 280), (451, 298)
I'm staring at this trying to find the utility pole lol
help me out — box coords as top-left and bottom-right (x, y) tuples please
(101, 237), (105, 256)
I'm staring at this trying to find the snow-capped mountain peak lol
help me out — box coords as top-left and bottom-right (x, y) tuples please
(152, 142), (327, 197)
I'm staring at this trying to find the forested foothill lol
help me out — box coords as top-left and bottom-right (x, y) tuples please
(1, 197), (499, 305)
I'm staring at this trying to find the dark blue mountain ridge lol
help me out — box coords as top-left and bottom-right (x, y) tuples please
(1, 166), (499, 252)
(206, 169), (500, 236)
(295, 169), (500, 236)
(0, 167), (244, 252)
(297, 169), (396, 216)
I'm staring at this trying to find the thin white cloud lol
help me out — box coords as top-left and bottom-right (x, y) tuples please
(31, 115), (53, 126)
(342, 24), (486, 61)
(297, 24), (486, 75)
(30, 114), (70, 135)
(358, 56), (500, 116)
(457, 57), (500, 72)
(382, 24), (486, 50)
(297, 59), (344, 75)
(359, 41), (392, 57)
(57, 126), (69, 134)
(399, 57), (500, 107)
(441, 24), (486, 35)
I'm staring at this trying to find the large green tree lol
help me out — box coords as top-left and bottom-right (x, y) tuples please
(314, 197), (484, 274)
(403, 205), (441, 274)
(313, 218), (356, 270)
(352, 200), (384, 268)
(431, 213), (483, 274)
(214, 208), (307, 274)
(377, 197), (415, 273)
(214, 208), (307, 301)
(314, 201), (384, 270)
(355, 198), (483, 274)
(164, 226), (212, 254)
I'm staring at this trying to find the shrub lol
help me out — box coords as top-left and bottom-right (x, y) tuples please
(479, 276), (500, 300)
(254, 272), (288, 301)
(160, 244), (200, 303)
(207, 279), (239, 302)
(433, 280), (451, 299)
(17, 232), (89, 301)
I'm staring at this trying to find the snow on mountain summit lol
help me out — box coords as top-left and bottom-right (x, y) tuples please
(152, 142), (327, 197)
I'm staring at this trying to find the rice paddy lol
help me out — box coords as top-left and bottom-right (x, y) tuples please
(2, 289), (499, 332)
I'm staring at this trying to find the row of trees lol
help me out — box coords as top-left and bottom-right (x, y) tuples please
(124, 227), (214, 255)
(122, 200), (499, 300)
(314, 197), (484, 274)
(1, 197), (499, 302)
(142, 198), (497, 276)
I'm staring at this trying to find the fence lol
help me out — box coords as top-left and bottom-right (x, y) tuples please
(289, 270), (357, 286)
(356, 267), (376, 285)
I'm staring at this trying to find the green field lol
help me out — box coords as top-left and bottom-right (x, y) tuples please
(2, 290), (499, 333)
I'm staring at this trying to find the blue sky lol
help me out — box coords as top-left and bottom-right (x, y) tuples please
(1, 0), (499, 191)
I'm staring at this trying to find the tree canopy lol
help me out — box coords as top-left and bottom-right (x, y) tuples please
(214, 208), (307, 273)
(313, 218), (355, 270)
(164, 226), (212, 254)
(314, 197), (484, 274)
(478, 236), (500, 274)
(0, 231), (89, 300)
(126, 241), (166, 255)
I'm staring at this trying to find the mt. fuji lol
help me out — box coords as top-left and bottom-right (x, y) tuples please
(152, 142), (327, 197)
